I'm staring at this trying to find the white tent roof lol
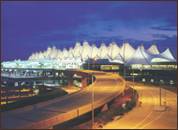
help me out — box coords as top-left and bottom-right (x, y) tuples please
(90, 44), (99, 59)
(73, 42), (82, 58)
(108, 42), (120, 60)
(81, 41), (91, 60)
(62, 48), (69, 59)
(126, 45), (152, 65)
(160, 48), (176, 62)
(27, 41), (176, 65)
(98, 43), (109, 59)
(109, 54), (124, 64)
(120, 43), (135, 62)
(68, 47), (74, 58)
(147, 44), (160, 55)
(151, 57), (171, 63)
(56, 50), (63, 59)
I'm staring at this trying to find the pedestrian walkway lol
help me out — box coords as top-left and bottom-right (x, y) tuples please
(103, 84), (177, 129)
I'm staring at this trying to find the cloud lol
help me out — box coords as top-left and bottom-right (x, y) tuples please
(152, 34), (173, 40)
(73, 19), (177, 42)
(151, 25), (177, 31)
(30, 2), (177, 44)
(2, 1), (176, 61)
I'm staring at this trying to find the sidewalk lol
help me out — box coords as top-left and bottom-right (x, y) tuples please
(103, 84), (177, 129)
(74, 86), (137, 129)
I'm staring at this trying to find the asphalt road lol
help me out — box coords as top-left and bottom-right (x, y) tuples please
(1, 70), (125, 129)
(103, 83), (177, 129)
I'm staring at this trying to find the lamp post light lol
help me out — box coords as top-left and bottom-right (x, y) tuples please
(91, 46), (95, 70)
(159, 79), (165, 106)
(88, 57), (90, 70)
(91, 74), (94, 129)
(132, 68), (135, 94)
(159, 80), (162, 106)
(123, 43), (126, 79)
(154, 75), (166, 111)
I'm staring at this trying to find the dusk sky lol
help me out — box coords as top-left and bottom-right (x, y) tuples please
(2, 1), (177, 61)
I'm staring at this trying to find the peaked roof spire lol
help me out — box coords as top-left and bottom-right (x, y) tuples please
(161, 48), (176, 61)
(147, 44), (160, 55)
(120, 42), (135, 62)
(126, 45), (152, 65)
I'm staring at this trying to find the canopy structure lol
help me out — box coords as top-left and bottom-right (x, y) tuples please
(3, 41), (176, 70)
(73, 42), (82, 58)
(28, 42), (176, 64)
(90, 44), (99, 59)
(107, 42), (120, 60)
(126, 45), (152, 65)
(151, 57), (171, 63)
(147, 44), (160, 55)
(160, 48), (176, 62)
(120, 43), (135, 62)
(109, 52), (123, 64)
(81, 41), (92, 60)
(109, 59), (124, 64)
(98, 43), (109, 59)
(68, 47), (74, 58)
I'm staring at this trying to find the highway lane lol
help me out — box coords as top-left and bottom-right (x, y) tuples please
(103, 83), (177, 129)
(1, 70), (125, 129)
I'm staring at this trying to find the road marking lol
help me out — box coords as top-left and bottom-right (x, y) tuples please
(140, 111), (165, 129)
(132, 87), (156, 129)
(138, 88), (166, 129)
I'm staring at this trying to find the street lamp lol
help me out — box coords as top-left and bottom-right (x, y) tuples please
(153, 71), (166, 111)
(123, 43), (126, 79)
(154, 81), (166, 111)
(132, 67), (135, 94)
(88, 57), (90, 70)
(89, 45), (94, 70)
(91, 74), (94, 129)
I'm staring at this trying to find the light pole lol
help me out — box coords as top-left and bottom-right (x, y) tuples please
(86, 45), (95, 128)
(90, 45), (94, 128)
(123, 43), (126, 79)
(88, 56), (90, 70)
(91, 74), (94, 128)
(153, 79), (166, 111)
(159, 81), (162, 106)
(122, 44), (126, 97)
(132, 68), (135, 94)
(91, 45), (95, 70)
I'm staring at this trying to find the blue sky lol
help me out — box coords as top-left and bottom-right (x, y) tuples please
(2, 1), (177, 61)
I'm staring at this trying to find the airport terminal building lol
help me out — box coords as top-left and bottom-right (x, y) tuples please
(1, 42), (177, 87)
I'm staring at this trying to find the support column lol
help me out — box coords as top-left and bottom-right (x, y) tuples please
(81, 78), (88, 88)
(67, 75), (73, 87)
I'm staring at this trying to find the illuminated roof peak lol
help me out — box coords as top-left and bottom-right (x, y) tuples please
(147, 44), (160, 55)
(26, 41), (176, 64)
(161, 48), (176, 61)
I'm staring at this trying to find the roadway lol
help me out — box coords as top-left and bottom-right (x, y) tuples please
(1, 70), (125, 129)
(103, 82), (177, 129)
